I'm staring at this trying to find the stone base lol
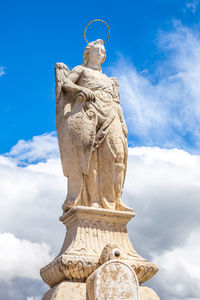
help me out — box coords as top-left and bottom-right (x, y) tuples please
(42, 281), (159, 300)
(40, 206), (158, 288)
(140, 287), (160, 300)
(42, 281), (86, 300)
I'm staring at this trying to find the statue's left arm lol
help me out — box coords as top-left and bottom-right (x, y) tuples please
(117, 105), (128, 137)
(111, 77), (128, 137)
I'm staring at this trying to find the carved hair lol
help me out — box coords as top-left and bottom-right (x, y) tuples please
(83, 39), (106, 71)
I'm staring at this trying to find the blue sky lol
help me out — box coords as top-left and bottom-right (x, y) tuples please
(1, 1), (200, 300)
(1, 0), (200, 153)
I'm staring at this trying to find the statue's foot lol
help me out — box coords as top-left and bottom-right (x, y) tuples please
(116, 199), (134, 212)
(91, 202), (101, 208)
(62, 199), (76, 212)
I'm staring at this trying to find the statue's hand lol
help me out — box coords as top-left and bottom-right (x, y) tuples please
(81, 87), (96, 102)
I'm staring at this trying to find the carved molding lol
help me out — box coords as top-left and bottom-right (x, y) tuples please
(40, 206), (158, 288)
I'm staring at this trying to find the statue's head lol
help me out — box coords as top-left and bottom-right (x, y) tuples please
(83, 39), (106, 71)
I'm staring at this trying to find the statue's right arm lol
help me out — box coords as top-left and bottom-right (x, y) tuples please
(62, 66), (84, 93)
(62, 66), (95, 101)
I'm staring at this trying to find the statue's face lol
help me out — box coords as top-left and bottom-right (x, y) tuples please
(88, 44), (106, 66)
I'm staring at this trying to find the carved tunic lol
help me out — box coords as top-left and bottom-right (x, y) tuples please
(55, 63), (128, 211)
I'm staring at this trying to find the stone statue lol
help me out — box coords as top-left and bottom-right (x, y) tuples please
(40, 36), (160, 300)
(55, 39), (132, 212)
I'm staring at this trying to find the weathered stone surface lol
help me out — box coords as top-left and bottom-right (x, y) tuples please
(140, 286), (160, 300)
(55, 39), (132, 212)
(42, 281), (86, 300)
(87, 260), (139, 300)
(40, 206), (158, 288)
(40, 38), (160, 300)
(42, 280), (160, 300)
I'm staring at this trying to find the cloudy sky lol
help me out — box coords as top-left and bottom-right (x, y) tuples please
(1, 0), (200, 299)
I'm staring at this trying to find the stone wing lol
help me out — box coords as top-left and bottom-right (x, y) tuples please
(55, 63), (76, 177)
(55, 63), (96, 178)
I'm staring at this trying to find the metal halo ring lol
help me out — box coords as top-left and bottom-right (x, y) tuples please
(84, 19), (110, 44)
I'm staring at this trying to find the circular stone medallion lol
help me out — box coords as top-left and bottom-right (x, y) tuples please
(87, 260), (139, 300)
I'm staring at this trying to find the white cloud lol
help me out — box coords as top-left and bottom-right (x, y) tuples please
(0, 278), (46, 300)
(112, 23), (200, 152)
(148, 229), (200, 299)
(126, 147), (200, 255)
(0, 233), (52, 281)
(1, 133), (200, 299)
(0, 134), (66, 253)
(0, 66), (5, 77)
(27, 297), (40, 300)
(124, 146), (200, 300)
(185, 0), (199, 13)
(156, 228), (200, 280)
(6, 132), (59, 165)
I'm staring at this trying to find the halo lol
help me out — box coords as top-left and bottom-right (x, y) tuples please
(84, 19), (110, 44)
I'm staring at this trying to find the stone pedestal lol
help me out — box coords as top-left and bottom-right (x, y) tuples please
(41, 206), (158, 295)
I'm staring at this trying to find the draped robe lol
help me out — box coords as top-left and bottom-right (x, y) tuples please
(56, 64), (128, 211)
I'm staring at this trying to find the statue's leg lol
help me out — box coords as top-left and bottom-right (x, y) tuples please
(83, 151), (101, 208)
(98, 139), (116, 210)
(62, 170), (83, 212)
(115, 139), (133, 212)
